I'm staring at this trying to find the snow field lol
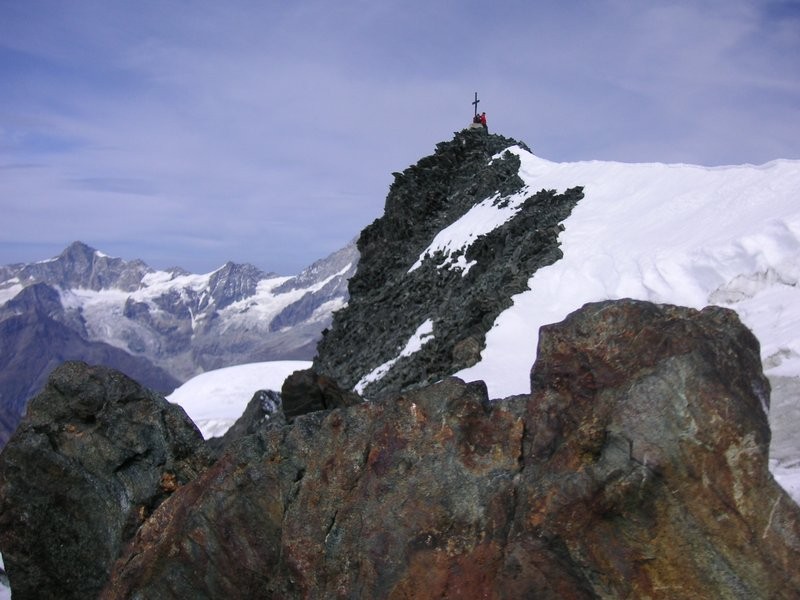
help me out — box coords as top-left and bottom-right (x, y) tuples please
(167, 360), (311, 438)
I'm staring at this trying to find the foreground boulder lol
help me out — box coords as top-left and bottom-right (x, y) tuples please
(96, 300), (800, 599)
(0, 362), (211, 599)
(520, 299), (799, 598)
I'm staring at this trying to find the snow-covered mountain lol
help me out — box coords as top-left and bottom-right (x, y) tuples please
(0, 240), (357, 445)
(455, 150), (800, 398)
(171, 134), (800, 502)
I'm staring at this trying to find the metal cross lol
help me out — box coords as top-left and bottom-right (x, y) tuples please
(472, 92), (480, 117)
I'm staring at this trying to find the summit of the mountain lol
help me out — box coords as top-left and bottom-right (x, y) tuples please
(14, 241), (153, 292)
(206, 261), (273, 310)
(313, 128), (582, 398)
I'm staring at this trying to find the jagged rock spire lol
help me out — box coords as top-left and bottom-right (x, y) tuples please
(313, 129), (582, 399)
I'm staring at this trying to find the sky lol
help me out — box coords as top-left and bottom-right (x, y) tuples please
(1, 0), (799, 275)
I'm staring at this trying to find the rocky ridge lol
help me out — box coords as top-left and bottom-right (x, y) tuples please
(1, 300), (798, 598)
(0, 241), (152, 292)
(313, 128), (583, 399)
(2, 128), (799, 598)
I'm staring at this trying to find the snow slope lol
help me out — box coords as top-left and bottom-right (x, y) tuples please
(168, 360), (311, 438)
(456, 149), (800, 398)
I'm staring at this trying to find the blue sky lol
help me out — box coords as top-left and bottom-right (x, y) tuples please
(1, 0), (798, 274)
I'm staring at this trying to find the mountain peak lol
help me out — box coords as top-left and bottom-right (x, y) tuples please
(313, 130), (582, 399)
(207, 261), (270, 310)
(16, 241), (150, 292)
(59, 240), (101, 261)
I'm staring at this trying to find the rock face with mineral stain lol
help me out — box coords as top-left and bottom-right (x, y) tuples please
(85, 299), (799, 599)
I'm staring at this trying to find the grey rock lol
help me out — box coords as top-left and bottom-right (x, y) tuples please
(313, 128), (582, 399)
(206, 262), (269, 310)
(0, 361), (211, 600)
(206, 389), (285, 457)
(280, 367), (362, 419)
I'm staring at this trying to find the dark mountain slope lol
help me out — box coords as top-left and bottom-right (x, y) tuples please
(313, 128), (582, 398)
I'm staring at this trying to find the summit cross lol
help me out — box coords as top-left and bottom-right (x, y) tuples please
(472, 92), (480, 117)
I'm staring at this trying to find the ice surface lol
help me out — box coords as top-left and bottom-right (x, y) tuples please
(167, 360), (311, 438)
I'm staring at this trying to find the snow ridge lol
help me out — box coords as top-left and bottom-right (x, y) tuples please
(457, 148), (800, 398)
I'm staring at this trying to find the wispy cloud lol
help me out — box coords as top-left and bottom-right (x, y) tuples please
(0, 0), (798, 273)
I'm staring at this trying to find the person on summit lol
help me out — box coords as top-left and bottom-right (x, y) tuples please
(479, 111), (487, 131)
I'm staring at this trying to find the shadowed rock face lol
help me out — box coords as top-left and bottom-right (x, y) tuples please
(82, 299), (798, 599)
(0, 362), (212, 600)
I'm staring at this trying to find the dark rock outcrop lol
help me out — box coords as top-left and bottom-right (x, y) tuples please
(313, 128), (583, 399)
(0, 362), (212, 599)
(88, 299), (800, 599)
(206, 389), (285, 457)
(280, 368), (362, 419)
(204, 369), (365, 458)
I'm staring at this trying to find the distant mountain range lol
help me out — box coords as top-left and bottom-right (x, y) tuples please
(0, 240), (357, 446)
